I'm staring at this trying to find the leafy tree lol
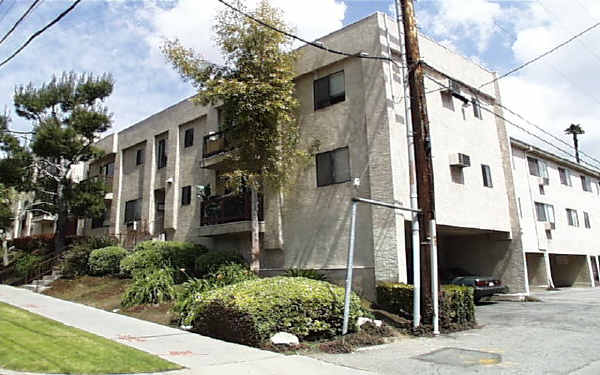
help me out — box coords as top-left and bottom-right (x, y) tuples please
(162, 0), (311, 269)
(0, 72), (114, 252)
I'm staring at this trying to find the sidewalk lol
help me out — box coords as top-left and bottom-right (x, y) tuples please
(0, 285), (374, 375)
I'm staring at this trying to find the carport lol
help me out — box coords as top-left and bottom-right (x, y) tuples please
(525, 252), (550, 288)
(549, 254), (594, 288)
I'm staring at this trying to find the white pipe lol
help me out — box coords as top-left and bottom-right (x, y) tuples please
(587, 255), (595, 288)
(395, 0), (421, 329)
(544, 252), (555, 288)
(342, 200), (358, 335)
(430, 219), (439, 335)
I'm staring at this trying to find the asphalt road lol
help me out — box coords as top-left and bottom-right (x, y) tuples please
(310, 288), (600, 374)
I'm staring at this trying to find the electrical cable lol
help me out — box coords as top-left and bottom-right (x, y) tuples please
(479, 20), (600, 88)
(215, 0), (401, 65)
(0, 0), (82, 69)
(0, 0), (43, 46)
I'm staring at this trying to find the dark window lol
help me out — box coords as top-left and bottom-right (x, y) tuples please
(584, 212), (591, 229)
(558, 167), (571, 186)
(539, 185), (545, 195)
(100, 162), (114, 177)
(527, 157), (548, 178)
(441, 91), (454, 111)
(535, 202), (554, 223)
(136, 149), (144, 165)
(566, 208), (579, 227)
(124, 199), (141, 223)
(472, 98), (482, 119)
(316, 147), (351, 187)
(184, 128), (194, 148)
(181, 186), (192, 206)
(314, 71), (345, 110)
(481, 164), (493, 188)
(157, 139), (167, 169)
(581, 175), (592, 192)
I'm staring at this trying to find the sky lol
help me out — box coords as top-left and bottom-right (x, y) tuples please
(1, 0), (599, 168)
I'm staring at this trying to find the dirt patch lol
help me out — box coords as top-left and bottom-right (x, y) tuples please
(121, 303), (178, 327)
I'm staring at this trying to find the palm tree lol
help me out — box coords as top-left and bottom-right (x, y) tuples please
(565, 124), (585, 164)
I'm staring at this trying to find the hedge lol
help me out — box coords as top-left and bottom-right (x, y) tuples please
(62, 236), (118, 278)
(193, 250), (245, 277)
(185, 277), (367, 347)
(88, 246), (128, 276)
(376, 282), (475, 330)
(120, 241), (207, 279)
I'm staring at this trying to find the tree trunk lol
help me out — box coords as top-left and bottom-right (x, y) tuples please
(53, 182), (67, 254)
(2, 238), (8, 266)
(250, 187), (260, 272)
(574, 134), (580, 164)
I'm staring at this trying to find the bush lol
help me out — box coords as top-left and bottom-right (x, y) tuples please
(283, 268), (327, 281)
(121, 268), (176, 308)
(185, 277), (367, 347)
(194, 250), (245, 277)
(375, 282), (476, 330)
(61, 236), (119, 278)
(121, 241), (207, 279)
(88, 246), (128, 276)
(15, 252), (42, 277)
(9, 234), (55, 255)
(173, 263), (257, 321)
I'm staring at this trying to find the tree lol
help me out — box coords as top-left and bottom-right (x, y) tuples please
(1, 72), (114, 252)
(162, 0), (310, 270)
(565, 123), (584, 164)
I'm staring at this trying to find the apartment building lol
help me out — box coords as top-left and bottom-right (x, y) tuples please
(49, 12), (523, 298)
(512, 139), (600, 289)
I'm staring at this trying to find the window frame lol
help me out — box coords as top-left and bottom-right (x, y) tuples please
(135, 148), (144, 166)
(527, 157), (548, 178)
(558, 167), (571, 186)
(316, 146), (351, 187)
(481, 164), (493, 188)
(566, 208), (579, 227)
(181, 185), (192, 206)
(157, 138), (167, 169)
(472, 98), (483, 120)
(535, 202), (555, 223)
(441, 91), (455, 111)
(313, 70), (346, 110)
(584, 211), (591, 229)
(184, 128), (194, 148)
(581, 175), (593, 192)
(124, 199), (141, 223)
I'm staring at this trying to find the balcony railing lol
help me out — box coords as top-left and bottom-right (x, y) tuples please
(200, 191), (264, 226)
(203, 130), (231, 158)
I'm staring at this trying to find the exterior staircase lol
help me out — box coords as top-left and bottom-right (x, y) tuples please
(21, 264), (63, 293)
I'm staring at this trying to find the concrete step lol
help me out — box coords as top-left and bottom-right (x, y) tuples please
(32, 279), (53, 287)
(43, 274), (59, 281)
(21, 284), (51, 293)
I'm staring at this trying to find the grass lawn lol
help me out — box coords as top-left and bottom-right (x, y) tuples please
(0, 302), (181, 374)
(44, 276), (178, 326)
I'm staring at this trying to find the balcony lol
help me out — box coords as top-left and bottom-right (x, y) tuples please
(202, 130), (233, 169)
(199, 191), (264, 237)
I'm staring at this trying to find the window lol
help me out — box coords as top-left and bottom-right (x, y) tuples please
(535, 202), (555, 223)
(481, 164), (493, 187)
(558, 167), (571, 186)
(472, 98), (482, 119)
(539, 185), (545, 195)
(136, 149), (144, 166)
(527, 157), (548, 178)
(441, 91), (454, 111)
(545, 230), (552, 240)
(566, 208), (579, 227)
(584, 211), (591, 229)
(157, 139), (167, 169)
(184, 128), (194, 148)
(181, 186), (192, 206)
(316, 147), (351, 187)
(581, 175), (592, 192)
(314, 71), (345, 110)
(100, 162), (114, 177)
(124, 199), (142, 223)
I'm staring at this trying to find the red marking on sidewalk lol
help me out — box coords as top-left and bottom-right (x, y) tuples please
(117, 334), (147, 342)
(162, 350), (207, 357)
(23, 304), (39, 308)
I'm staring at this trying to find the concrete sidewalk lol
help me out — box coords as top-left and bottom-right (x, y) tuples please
(0, 285), (374, 375)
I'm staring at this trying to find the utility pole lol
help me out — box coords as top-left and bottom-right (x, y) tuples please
(565, 123), (584, 164)
(399, 0), (437, 326)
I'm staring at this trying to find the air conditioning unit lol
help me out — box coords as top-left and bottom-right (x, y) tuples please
(544, 222), (555, 231)
(449, 153), (471, 168)
(448, 79), (461, 94)
(126, 220), (139, 231)
(537, 177), (550, 186)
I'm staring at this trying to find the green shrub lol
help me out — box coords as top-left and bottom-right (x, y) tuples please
(375, 282), (476, 330)
(173, 263), (258, 320)
(194, 250), (245, 277)
(9, 234), (55, 254)
(185, 277), (367, 347)
(283, 268), (327, 281)
(15, 252), (42, 277)
(62, 236), (119, 278)
(81, 235), (119, 250)
(121, 241), (207, 279)
(88, 246), (128, 276)
(121, 268), (176, 308)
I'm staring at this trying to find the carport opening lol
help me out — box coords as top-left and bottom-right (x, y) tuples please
(549, 254), (591, 288)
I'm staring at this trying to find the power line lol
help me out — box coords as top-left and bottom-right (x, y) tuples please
(479, 20), (600, 88)
(215, 0), (399, 64)
(0, 0), (43, 46)
(0, 0), (82, 69)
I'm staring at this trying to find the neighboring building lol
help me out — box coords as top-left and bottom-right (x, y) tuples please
(512, 138), (600, 289)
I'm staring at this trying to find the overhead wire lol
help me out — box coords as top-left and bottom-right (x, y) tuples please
(0, 0), (82, 69)
(0, 0), (43, 46)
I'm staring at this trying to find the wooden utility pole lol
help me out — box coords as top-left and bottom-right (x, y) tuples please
(399, 0), (436, 323)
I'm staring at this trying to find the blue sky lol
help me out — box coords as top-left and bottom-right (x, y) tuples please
(1, 0), (599, 166)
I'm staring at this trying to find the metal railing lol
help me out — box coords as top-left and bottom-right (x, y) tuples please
(202, 130), (231, 158)
(200, 191), (263, 226)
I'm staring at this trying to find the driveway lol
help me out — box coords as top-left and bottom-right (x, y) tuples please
(310, 288), (600, 374)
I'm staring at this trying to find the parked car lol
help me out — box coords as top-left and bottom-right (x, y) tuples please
(441, 268), (507, 303)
